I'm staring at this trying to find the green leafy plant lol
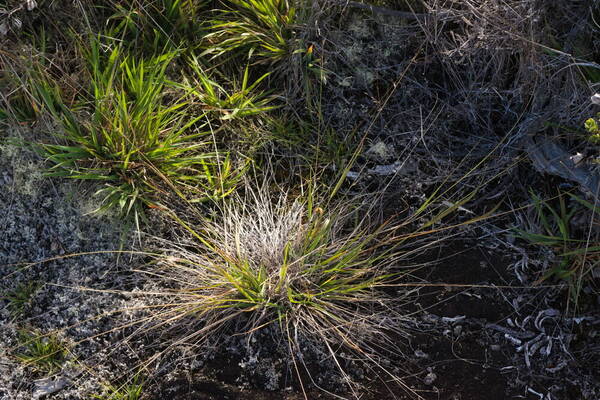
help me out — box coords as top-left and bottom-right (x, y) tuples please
(268, 115), (359, 170)
(183, 56), (278, 120)
(27, 38), (239, 221)
(202, 0), (301, 66)
(16, 329), (67, 373)
(3, 281), (40, 318)
(93, 375), (144, 400)
(517, 191), (600, 307)
(585, 114), (600, 144)
(106, 0), (207, 53)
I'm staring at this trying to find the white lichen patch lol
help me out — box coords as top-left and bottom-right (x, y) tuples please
(0, 141), (43, 197)
(365, 140), (394, 161)
(346, 13), (372, 39)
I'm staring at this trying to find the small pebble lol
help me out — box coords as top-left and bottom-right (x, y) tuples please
(414, 349), (429, 358)
(424, 372), (437, 385)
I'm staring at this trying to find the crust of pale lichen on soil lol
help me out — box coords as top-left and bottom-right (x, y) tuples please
(1, 0), (599, 399)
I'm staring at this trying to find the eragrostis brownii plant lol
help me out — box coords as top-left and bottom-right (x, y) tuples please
(139, 186), (413, 397)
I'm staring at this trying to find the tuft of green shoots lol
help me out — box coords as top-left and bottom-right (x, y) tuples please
(182, 55), (278, 120)
(3, 281), (40, 318)
(202, 0), (301, 67)
(16, 329), (68, 373)
(93, 375), (144, 400)
(516, 191), (600, 310)
(27, 37), (240, 221)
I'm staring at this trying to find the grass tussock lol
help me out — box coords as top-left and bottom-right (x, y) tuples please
(24, 37), (249, 221)
(93, 374), (144, 400)
(517, 191), (600, 312)
(106, 0), (207, 54)
(182, 55), (279, 120)
(203, 0), (300, 66)
(135, 184), (410, 392)
(15, 329), (68, 373)
(3, 280), (40, 319)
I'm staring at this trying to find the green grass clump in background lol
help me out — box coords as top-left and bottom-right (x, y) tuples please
(27, 37), (247, 222)
(203, 0), (299, 66)
(517, 191), (600, 312)
(93, 375), (144, 400)
(106, 0), (207, 55)
(3, 281), (40, 319)
(16, 329), (68, 373)
(201, 0), (325, 102)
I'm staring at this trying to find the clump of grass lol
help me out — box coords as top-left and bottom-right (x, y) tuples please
(27, 37), (241, 221)
(93, 375), (144, 400)
(267, 115), (360, 171)
(201, 0), (324, 102)
(16, 329), (68, 373)
(3, 281), (40, 318)
(202, 0), (302, 67)
(141, 184), (409, 394)
(517, 191), (600, 311)
(106, 0), (207, 54)
(182, 56), (278, 120)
